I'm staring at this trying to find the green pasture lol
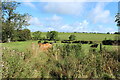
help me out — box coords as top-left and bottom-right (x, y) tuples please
(1, 41), (37, 52)
(32, 32), (118, 41)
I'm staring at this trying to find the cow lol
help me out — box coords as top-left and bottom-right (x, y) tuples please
(72, 41), (81, 43)
(81, 41), (89, 44)
(61, 40), (71, 43)
(38, 41), (52, 51)
(89, 41), (93, 44)
(90, 44), (98, 48)
(102, 40), (114, 45)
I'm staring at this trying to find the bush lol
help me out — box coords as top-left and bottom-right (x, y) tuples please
(69, 35), (76, 41)
(18, 29), (31, 41)
(107, 32), (110, 34)
(2, 42), (119, 78)
(32, 31), (42, 40)
(46, 31), (58, 40)
(12, 29), (31, 41)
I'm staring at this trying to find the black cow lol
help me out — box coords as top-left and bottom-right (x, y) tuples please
(81, 41), (89, 44)
(50, 41), (56, 44)
(102, 40), (114, 45)
(114, 40), (120, 45)
(43, 41), (48, 44)
(89, 41), (93, 44)
(90, 44), (98, 48)
(72, 41), (81, 43)
(61, 40), (71, 43)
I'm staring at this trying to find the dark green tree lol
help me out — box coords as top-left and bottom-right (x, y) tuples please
(69, 35), (76, 41)
(2, 1), (30, 42)
(32, 31), (42, 40)
(107, 32), (110, 34)
(46, 31), (58, 40)
(16, 29), (31, 41)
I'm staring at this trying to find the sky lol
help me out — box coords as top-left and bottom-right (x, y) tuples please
(15, 1), (118, 33)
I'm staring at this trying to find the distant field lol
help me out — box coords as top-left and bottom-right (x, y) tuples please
(32, 32), (118, 41)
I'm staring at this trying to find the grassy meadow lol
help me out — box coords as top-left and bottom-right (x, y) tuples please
(1, 33), (120, 79)
(38, 32), (117, 41)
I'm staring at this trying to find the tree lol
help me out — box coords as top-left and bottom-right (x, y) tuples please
(69, 35), (76, 41)
(13, 29), (31, 41)
(32, 31), (42, 40)
(114, 32), (120, 34)
(46, 31), (58, 40)
(107, 32), (110, 34)
(2, 1), (30, 42)
(115, 13), (120, 27)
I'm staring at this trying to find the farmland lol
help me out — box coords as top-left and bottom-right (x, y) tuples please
(1, 33), (120, 79)
(1, 1), (120, 79)
(34, 32), (117, 41)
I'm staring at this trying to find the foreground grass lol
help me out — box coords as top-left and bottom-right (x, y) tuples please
(2, 41), (120, 78)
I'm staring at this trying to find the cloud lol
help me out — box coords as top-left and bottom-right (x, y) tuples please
(33, 19), (89, 32)
(29, 17), (42, 26)
(59, 20), (89, 32)
(89, 3), (112, 23)
(23, 2), (36, 9)
(45, 14), (62, 21)
(4, 0), (117, 2)
(97, 25), (116, 33)
(43, 2), (85, 16)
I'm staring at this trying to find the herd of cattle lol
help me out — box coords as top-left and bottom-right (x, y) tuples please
(37, 40), (120, 51)
(61, 40), (120, 45)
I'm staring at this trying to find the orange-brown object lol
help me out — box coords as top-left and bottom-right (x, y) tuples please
(38, 43), (52, 51)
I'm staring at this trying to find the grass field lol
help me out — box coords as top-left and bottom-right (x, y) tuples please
(37, 32), (118, 41)
(1, 40), (118, 53)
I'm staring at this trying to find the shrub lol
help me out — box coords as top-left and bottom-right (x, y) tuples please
(2, 42), (119, 78)
(32, 31), (42, 40)
(46, 31), (58, 40)
(13, 29), (31, 41)
(69, 35), (76, 41)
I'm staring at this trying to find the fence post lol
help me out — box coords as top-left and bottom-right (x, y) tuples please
(100, 43), (102, 52)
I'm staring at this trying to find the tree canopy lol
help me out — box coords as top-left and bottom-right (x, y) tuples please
(69, 35), (76, 41)
(32, 31), (42, 40)
(46, 31), (58, 40)
(115, 13), (120, 27)
(2, 1), (31, 42)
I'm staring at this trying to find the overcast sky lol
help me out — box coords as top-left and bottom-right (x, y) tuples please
(15, 1), (118, 33)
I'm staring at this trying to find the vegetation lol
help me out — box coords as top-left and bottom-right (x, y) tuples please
(32, 31), (42, 40)
(1, 1), (120, 79)
(2, 42), (120, 78)
(34, 32), (117, 41)
(2, 1), (30, 42)
(46, 31), (58, 40)
(69, 35), (76, 41)
(115, 13), (120, 27)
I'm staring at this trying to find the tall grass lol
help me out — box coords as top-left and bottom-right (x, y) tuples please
(2, 43), (120, 79)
